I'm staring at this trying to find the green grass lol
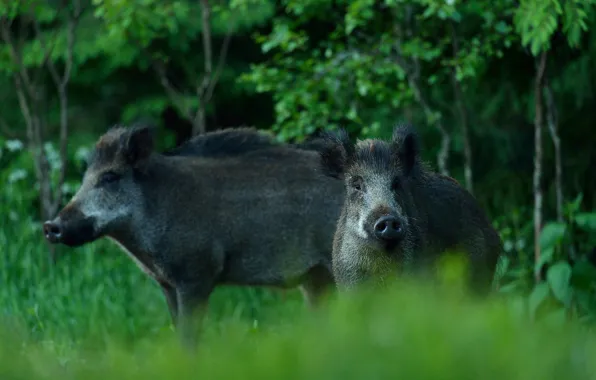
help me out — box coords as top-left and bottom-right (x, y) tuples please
(2, 217), (596, 379)
(0, 216), (306, 347)
(2, 278), (596, 379)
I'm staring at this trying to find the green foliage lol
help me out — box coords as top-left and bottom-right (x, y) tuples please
(498, 194), (596, 324)
(3, 280), (596, 379)
(514, 0), (596, 55)
(241, 0), (518, 142)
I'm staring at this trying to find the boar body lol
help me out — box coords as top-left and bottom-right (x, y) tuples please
(44, 126), (344, 346)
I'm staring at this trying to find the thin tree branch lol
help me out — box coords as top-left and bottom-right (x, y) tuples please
(50, 0), (83, 215)
(198, 0), (213, 99)
(204, 20), (234, 104)
(533, 51), (547, 284)
(125, 30), (193, 121)
(12, 76), (35, 145)
(157, 66), (193, 120)
(544, 77), (563, 223)
(61, 1), (81, 87)
(14, 74), (48, 223)
(23, 10), (58, 220)
(392, 13), (450, 175)
(0, 16), (36, 100)
(124, 0), (232, 135)
(0, 116), (16, 138)
(30, 18), (60, 87)
(450, 22), (473, 194)
(192, 0), (213, 135)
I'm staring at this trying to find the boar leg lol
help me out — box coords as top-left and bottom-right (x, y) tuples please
(159, 282), (179, 326)
(299, 265), (335, 308)
(176, 281), (214, 349)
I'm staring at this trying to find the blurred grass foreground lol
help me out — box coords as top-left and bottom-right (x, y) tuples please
(1, 276), (596, 380)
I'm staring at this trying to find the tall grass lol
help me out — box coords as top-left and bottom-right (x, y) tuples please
(2, 214), (596, 379)
(0, 210), (306, 351)
(1, 275), (596, 379)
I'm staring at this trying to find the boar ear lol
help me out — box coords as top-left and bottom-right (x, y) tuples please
(120, 125), (154, 165)
(391, 124), (420, 176)
(319, 128), (354, 179)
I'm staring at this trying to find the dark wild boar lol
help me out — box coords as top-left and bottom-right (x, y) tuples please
(43, 125), (344, 346)
(319, 124), (502, 294)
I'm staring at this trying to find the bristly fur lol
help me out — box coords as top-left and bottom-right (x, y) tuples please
(319, 128), (355, 179)
(352, 139), (396, 172)
(163, 127), (279, 158)
(349, 123), (422, 176)
(391, 123), (421, 176)
(292, 134), (334, 152)
(87, 124), (155, 169)
(319, 124), (423, 179)
(391, 123), (419, 147)
(87, 125), (333, 171)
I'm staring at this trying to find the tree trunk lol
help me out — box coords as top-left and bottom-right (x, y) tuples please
(193, 106), (207, 137)
(1, 3), (81, 265)
(450, 22), (473, 194)
(451, 73), (473, 193)
(533, 51), (547, 283)
(544, 79), (563, 222)
(193, 0), (213, 136)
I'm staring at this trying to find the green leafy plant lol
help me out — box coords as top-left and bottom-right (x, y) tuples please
(497, 194), (596, 324)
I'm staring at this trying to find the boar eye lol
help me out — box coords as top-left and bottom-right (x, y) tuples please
(351, 176), (364, 191)
(391, 178), (401, 191)
(98, 171), (121, 186)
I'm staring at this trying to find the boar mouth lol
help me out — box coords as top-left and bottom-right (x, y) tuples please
(43, 216), (99, 247)
(381, 239), (401, 251)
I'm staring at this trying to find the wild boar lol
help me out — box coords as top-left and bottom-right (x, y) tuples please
(319, 124), (502, 294)
(43, 125), (345, 346)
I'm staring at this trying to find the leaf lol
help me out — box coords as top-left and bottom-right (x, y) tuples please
(535, 246), (554, 273)
(539, 222), (567, 250)
(574, 212), (596, 231)
(528, 282), (551, 319)
(574, 288), (596, 315)
(546, 261), (573, 306)
(568, 193), (584, 213)
(570, 259), (596, 290)
(498, 280), (524, 294)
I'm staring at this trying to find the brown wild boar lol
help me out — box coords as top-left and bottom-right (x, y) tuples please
(43, 125), (345, 347)
(319, 124), (502, 294)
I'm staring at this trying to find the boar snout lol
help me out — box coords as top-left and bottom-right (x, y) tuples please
(41, 205), (98, 247)
(43, 220), (64, 244)
(373, 215), (405, 242)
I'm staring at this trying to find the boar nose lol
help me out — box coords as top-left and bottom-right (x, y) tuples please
(373, 215), (404, 242)
(43, 220), (63, 243)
